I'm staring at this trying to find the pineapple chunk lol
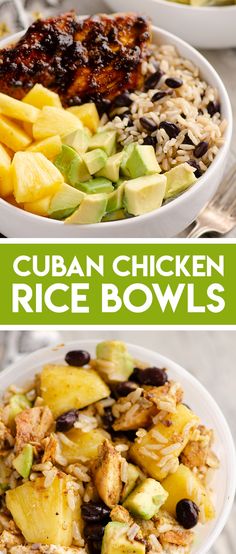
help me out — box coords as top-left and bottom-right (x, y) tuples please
(60, 428), (107, 463)
(6, 474), (82, 545)
(24, 195), (52, 217)
(23, 121), (33, 137)
(130, 405), (199, 481)
(0, 115), (31, 152)
(67, 103), (100, 133)
(23, 84), (62, 109)
(41, 364), (110, 417)
(12, 152), (63, 203)
(27, 135), (62, 159)
(0, 93), (40, 123)
(0, 144), (12, 198)
(162, 463), (215, 521)
(33, 107), (83, 140)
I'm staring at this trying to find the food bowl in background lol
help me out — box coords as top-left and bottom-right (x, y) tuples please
(0, 26), (232, 238)
(105, 0), (236, 49)
(0, 339), (235, 554)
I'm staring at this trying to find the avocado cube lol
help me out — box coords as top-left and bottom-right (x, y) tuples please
(64, 193), (108, 225)
(77, 177), (114, 195)
(89, 131), (117, 156)
(102, 522), (145, 554)
(13, 444), (33, 479)
(121, 464), (140, 502)
(123, 478), (168, 520)
(83, 149), (108, 175)
(126, 144), (161, 179)
(96, 152), (123, 182)
(96, 341), (134, 382)
(120, 143), (136, 177)
(124, 174), (166, 216)
(48, 183), (85, 220)
(102, 209), (127, 222)
(54, 144), (90, 185)
(164, 162), (197, 199)
(107, 182), (125, 212)
(8, 394), (32, 426)
(63, 128), (90, 154)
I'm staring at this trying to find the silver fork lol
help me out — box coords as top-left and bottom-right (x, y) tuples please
(187, 163), (236, 238)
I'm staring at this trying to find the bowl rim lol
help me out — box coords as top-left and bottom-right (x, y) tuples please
(150, 0), (236, 11)
(0, 25), (232, 231)
(0, 338), (235, 554)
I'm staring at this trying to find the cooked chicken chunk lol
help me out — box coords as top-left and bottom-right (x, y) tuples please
(15, 406), (53, 452)
(0, 11), (151, 107)
(92, 439), (122, 508)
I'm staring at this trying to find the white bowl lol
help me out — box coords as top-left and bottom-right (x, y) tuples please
(105, 0), (236, 49)
(0, 28), (232, 238)
(0, 339), (235, 553)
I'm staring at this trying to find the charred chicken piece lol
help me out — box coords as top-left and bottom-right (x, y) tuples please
(0, 11), (151, 108)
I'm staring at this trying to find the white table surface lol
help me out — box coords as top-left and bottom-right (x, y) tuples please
(0, 329), (235, 553)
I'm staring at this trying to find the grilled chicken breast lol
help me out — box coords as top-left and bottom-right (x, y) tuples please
(0, 11), (151, 108)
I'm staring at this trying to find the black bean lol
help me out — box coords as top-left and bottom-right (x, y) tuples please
(65, 349), (90, 367)
(187, 160), (202, 178)
(143, 135), (157, 148)
(96, 99), (111, 116)
(84, 524), (105, 541)
(81, 502), (111, 523)
(159, 121), (180, 139)
(140, 116), (158, 133)
(176, 499), (200, 529)
(165, 77), (183, 89)
(152, 90), (172, 102)
(131, 367), (168, 387)
(87, 540), (102, 554)
(56, 409), (79, 432)
(112, 92), (132, 108)
(193, 141), (208, 158)
(113, 381), (138, 398)
(207, 100), (221, 117)
(144, 70), (163, 91)
(102, 407), (115, 431)
(183, 133), (194, 146)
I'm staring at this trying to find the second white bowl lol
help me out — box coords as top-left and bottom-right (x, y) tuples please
(0, 339), (235, 553)
(105, 0), (236, 49)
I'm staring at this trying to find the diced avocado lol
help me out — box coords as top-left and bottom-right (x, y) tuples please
(8, 394), (32, 425)
(102, 209), (127, 222)
(64, 193), (108, 225)
(77, 177), (114, 195)
(96, 152), (123, 182)
(123, 478), (168, 520)
(48, 183), (85, 220)
(63, 128), (90, 154)
(114, 178), (126, 189)
(54, 144), (90, 185)
(13, 444), (34, 479)
(89, 131), (117, 156)
(124, 174), (166, 216)
(68, 155), (91, 185)
(121, 464), (140, 502)
(164, 162), (197, 200)
(96, 341), (134, 383)
(83, 148), (108, 174)
(102, 522), (145, 554)
(126, 144), (161, 179)
(120, 143), (136, 177)
(107, 182), (125, 212)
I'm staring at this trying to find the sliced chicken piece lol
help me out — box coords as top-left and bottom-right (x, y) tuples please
(92, 439), (122, 508)
(15, 406), (53, 452)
